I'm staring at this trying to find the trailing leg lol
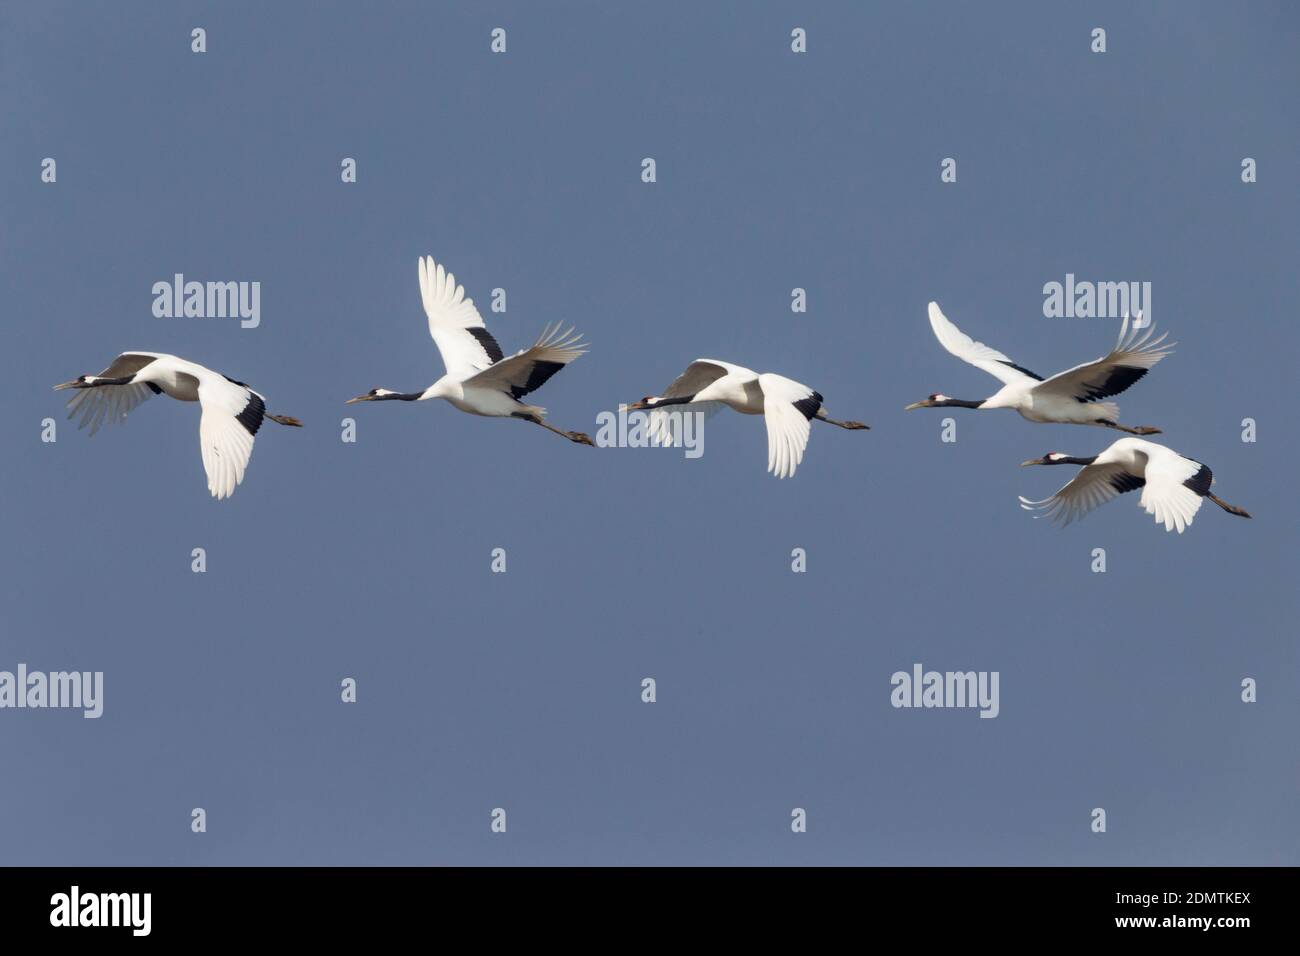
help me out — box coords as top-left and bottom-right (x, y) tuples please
(1207, 492), (1251, 518)
(528, 416), (594, 446)
(1099, 419), (1161, 436)
(815, 409), (870, 430)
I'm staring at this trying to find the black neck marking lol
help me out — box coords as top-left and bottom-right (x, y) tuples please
(649, 395), (695, 409)
(936, 398), (985, 409)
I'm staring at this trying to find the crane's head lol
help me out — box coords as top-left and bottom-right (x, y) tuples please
(346, 388), (417, 404)
(1021, 452), (1083, 467)
(624, 396), (659, 411)
(905, 393), (951, 410)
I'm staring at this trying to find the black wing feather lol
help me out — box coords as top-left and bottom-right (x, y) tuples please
(509, 360), (565, 400)
(1075, 365), (1149, 403)
(998, 360), (1043, 382)
(468, 327), (505, 364)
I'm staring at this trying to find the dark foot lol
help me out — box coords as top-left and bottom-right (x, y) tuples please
(569, 431), (595, 446)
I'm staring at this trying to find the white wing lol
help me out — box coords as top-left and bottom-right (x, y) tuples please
(758, 373), (820, 479)
(197, 379), (261, 500)
(645, 359), (735, 447)
(657, 359), (749, 397)
(1138, 449), (1204, 534)
(418, 256), (504, 378)
(62, 352), (161, 436)
(1035, 315), (1174, 403)
(649, 402), (724, 447)
(1019, 462), (1142, 527)
(65, 382), (156, 436)
(463, 323), (587, 399)
(927, 302), (1041, 387)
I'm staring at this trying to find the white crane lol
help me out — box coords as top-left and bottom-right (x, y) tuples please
(54, 352), (302, 500)
(1019, 437), (1251, 533)
(906, 303), (1172, 433)
(624, 360), (868, 479)
(347, 256), (592, 445)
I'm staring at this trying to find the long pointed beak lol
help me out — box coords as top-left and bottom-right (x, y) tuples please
(53, 379), (83, 391)
(904, 401), (929, 411)
(625, 401), (648, 411)
(345, 394), (372, 405)
(1020, 459), (1043, 467)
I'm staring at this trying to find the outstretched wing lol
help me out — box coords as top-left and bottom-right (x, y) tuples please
(63, 352), (161, 436)
(1035, 316), (1174, 404)
(927, 302), (1042, 387)
(1019, 462), (1143, 527)
(759, 373), (821, 480)
(645, 359), (734, 446)
(656, 359), (737, 398)
(418, 256), (504, 378)
(463, 323), (587, 399)
(197, 378), (262, 500)
(1138, 450), (1204, 534)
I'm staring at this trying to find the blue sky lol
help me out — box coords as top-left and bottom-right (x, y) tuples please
(1, 1), (1296, 865)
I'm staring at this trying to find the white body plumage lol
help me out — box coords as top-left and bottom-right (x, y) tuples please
(1020, 437), (1251, 533)
(628, 359), (868, 479)
(908, 302), (1173, 433)
(56, 351), (301, 500)
(347, 256), (592, 444)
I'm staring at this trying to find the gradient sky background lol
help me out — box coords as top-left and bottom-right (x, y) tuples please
(1, 1), (1296, 865)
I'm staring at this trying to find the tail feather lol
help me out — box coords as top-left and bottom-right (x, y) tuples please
(1091, 401), (1120, 423)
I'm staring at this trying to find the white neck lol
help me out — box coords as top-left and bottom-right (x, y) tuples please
(420, 377), (457, 401)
